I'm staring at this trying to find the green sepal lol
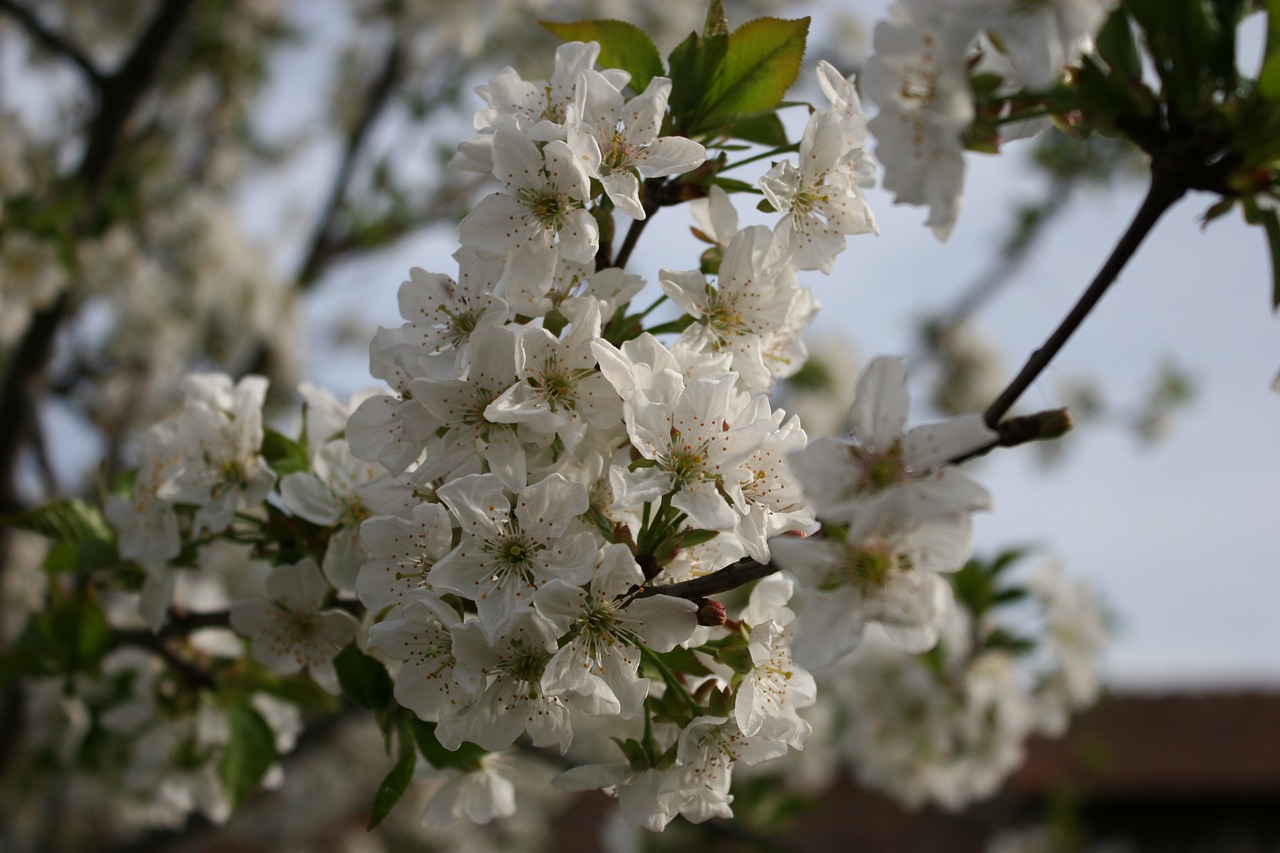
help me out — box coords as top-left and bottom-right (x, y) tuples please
(712, 636), (754, 675)
(368, 718), (417, 829)
(612, 736), (650, 771)
(219, 700), (278, 812)
(706, 684), (733, 718)
(540, 19), (665, 93)
(333, 642), (394, 712)
(674, 528), (720, 549)
(261, 427), (310, 477)
(1200, 196), (1236, 227)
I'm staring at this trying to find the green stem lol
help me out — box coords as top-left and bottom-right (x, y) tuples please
(640, 646), (702, 718)
(996, 107), (1050, 125)
(635, 294), (668, 319)
(720, 141), (800, 172)
(643, 316), (696, 337)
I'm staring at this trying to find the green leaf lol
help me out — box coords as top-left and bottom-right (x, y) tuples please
(612, 736), (650, 770)
(703, 0), (729, 40)
(1261, 0), (1280, 98)
(724, 111), (788, 146)
(219, 701), (278, 811)
(540, 19), (665, 93)
(1095, 7), (1141, 81)
(675, 528), (720, 549)
(1, 498), (114, 544)
(701, 17), (809, 127)
(257, 675), (341, 714)
(1126, 0), (1215, 115)
(406, 717), (487, 771)
(261, 427), (310, 477)
(333, 643), (394, 711)
(0, 586), (112, 680)
(645, 645), (712, 679)
(369, 721), (417, 829)
(42, 536), (122, 575)
(707, 176), (758, 194)
(666, 29), (730, 135)
(1243, 198), (1280, 309)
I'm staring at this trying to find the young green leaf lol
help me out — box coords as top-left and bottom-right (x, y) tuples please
(1094, 7), (1141, 82)
(703, 0), (729, 40)
(701, 17), (809, 127)
(1260, 0), (1280, 99)
(261, 428), (310, 477)
(220, 701), (278, 811)
(1, 498), (114, 544)
(540, 19), (665, 92)
(333, 643), (394, 711)
(724, 111), (789, 146)
(407, 717), (488, 771)
(368, 722), (417, 829)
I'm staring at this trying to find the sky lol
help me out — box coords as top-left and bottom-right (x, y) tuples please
(278, 0), (1280, 686)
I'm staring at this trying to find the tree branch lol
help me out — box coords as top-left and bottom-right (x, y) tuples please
(0, 0), (195, 515)
(0, 0), (103, 86)
(296, 39), (404, 288)
(983, 164), (1187, 429)
(638, 557), (780, 601)
(611, 178), (668, 270)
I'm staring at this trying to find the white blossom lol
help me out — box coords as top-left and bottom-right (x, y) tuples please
(229, 558), (359, 693)
(536, 544), (697, 718)
(431, 473), (597, 640)
(566, 73), (707, 219)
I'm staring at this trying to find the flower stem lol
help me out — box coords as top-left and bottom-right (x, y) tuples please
(719, 141), (800, 173)
(983, 165), (1188, 429)
(640, 646), (702, 718)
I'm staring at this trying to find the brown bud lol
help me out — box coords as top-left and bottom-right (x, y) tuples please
(695, 598), (727, 627)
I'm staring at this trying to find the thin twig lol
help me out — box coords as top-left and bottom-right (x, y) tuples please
(296, 39), (404, 288)
(612, 177), (667, 270)
(639, 557), (779, 600)
(0, 0), (103, 86)
(982, 164), (1187, 429)
(949, 407), (1073, 466)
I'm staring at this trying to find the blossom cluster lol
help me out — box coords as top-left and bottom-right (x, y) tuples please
(863, 0), (1115, 238)
(86, 12), (1113, 835)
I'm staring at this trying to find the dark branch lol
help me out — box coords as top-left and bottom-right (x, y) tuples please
(0, 0), (103, 85)
(638, 557), (780, 600)
(611, 178), (668, 270)
(296, 39), (404, 288)
(0, 0), (195, 515)
(114, 609), (232, 644)
(950, 407), (1073, 465)
(983, 163), (1187, 429)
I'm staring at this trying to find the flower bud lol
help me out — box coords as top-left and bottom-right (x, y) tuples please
(695, 597), (727, 627)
